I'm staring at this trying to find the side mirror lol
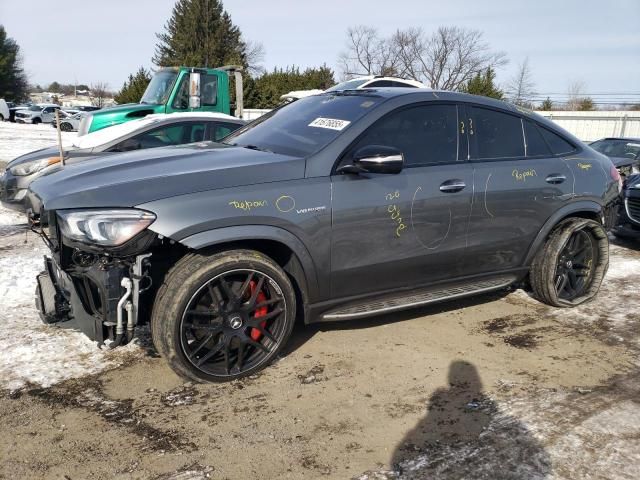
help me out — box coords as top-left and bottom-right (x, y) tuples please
(338, 145), (404, 174)
(189, 72), (201, 109)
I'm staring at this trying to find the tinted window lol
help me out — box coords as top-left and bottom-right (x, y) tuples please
(207, 122), (242, 142)
(111, 122), (205, 151)
(222, 93), (384, 157)
(540, 128), (576, 155)
(591, 139), (640, 159)
(472, 107), (525, 159)
(365, 80), (392, 88)
(524, 121), (551, 157)
(351, 104), (458, 166)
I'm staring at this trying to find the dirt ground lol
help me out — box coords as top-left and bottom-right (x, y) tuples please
(1, 211), (639, 480)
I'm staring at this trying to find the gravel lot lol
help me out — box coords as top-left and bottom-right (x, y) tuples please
(1, 123), (639, 479)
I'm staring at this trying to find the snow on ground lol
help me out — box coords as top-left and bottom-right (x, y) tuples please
(0, 121), (76, 166)
(0, 124), (146, 391)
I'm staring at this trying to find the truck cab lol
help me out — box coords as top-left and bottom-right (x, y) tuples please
(78, 66), (243, 135)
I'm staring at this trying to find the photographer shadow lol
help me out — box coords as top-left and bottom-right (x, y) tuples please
(390, 360), (552, 479)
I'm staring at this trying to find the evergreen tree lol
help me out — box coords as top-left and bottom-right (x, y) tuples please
(461, 67), (503, 100)
(153, 0), (247, 68)
(244, 66), (336, 109)
(0, 25), (28, 101)
(114, 67), (152, 104)
(577, 97), (594, 111)
(540, 97), (553, 111)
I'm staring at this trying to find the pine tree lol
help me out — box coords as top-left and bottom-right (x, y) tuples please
(153, 0), (247, 68)
(114, 67), (152, 104)
(461, 67), (504, 100)
(540, 97), (553, 111)
(244, 66), (336, 109)
(0, 25), (28, 101)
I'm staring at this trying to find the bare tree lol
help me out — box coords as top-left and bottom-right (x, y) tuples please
(245, 40), (266, 76)
(566, 80), (586, 110)
(90, 82), (110, 108)
(392, 26), (507, 90)
(507, 57), (536, 107)
(338, 25), (400, 79)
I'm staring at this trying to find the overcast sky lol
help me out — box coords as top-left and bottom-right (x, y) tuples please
(1, 0), (639, 103)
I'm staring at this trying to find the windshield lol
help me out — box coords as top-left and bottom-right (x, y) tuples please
(325, 78), (370, 92)
(140, 70), (179, 105)
(591, 139), (640, 159)
(222, 93), (384, 157)
(28, 106), (41, 111)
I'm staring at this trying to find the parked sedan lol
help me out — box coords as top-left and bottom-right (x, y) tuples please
(0, 112), (245, 211)
(51, 112), (84, 132)
(589, 137), (640, 179)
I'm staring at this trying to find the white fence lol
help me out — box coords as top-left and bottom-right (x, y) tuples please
(534, 111), (640, 142)
(242, 107), (640, 143)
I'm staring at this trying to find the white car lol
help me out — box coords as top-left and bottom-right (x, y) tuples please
(14, 103), (61, 124)
(0, 99), (9, 121)
(281, 76), (427, 102)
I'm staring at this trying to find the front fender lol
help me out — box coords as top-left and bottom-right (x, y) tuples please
(178, 224), (320, 301)
(523, 200), (603, 266)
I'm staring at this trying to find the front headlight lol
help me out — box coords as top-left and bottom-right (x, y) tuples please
(57, 209), (156, 247)
(10, 157), (61, 176)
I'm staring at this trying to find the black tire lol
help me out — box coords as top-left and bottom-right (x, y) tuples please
(60, 123), (71, 132)
(0, 114), (4, 122)
(151, 249), (297, 382)
(530, 218), (608, 307)
(32, 117), (41, 124)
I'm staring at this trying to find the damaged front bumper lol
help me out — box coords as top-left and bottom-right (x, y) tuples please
(32, 210), (155, 346)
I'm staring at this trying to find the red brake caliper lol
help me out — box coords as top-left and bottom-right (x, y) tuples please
(249, 280), (268, 341)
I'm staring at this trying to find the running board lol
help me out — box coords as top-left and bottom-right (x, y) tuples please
(320, 275), (516, 321)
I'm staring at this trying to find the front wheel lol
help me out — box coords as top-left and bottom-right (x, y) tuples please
(530, 218), (608, 307)
(151, 250), (296, 382)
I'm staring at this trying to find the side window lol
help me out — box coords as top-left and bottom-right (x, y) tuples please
(523, 121), (551, 157)
(472, 107), (525, 159)
(365, 80), (391, 88)
(539, 127), (576, 155)
(110, 123), (194, 151)
(172, 77), (189, 110)
(201, 74), (218, 106)
(351, 104), (458, 166)
(207, 122), (243, 142)
(43, 107), (54, 113)
(390, 81), (418, 88)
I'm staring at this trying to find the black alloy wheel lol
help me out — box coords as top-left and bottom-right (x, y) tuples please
(554, 229), (597, 300)
(180, 269), (287, 378)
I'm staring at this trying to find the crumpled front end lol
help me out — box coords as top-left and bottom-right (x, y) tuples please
(31, 209), (162, 346)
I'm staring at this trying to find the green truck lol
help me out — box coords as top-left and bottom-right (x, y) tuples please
(78, 65), (244, 135)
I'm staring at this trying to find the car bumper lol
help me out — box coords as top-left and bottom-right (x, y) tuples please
(35, 253), (128, 344)
(613, 190), (640, 238)
(15, 117), (33, 124)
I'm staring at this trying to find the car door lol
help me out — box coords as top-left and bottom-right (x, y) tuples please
(464, 105), (574, 275)
(42, 106), (55, 122)
(330, 103), (473, 299)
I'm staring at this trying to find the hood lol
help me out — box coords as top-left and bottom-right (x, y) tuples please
(29, 143), (305, 211)
(6, 146), (61, 168)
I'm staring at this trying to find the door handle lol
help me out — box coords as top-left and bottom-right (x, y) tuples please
(439, 179), (466, 193)
(545, 174), (566, 184)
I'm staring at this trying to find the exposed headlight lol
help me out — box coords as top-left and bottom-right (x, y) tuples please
(10, 157), (61, 176)
(57, 209), (156, 246)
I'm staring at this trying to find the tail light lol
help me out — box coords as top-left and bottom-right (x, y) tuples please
(611, 165), (622, 192)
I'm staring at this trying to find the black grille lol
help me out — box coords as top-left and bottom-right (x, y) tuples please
(626, 198), (640, 223)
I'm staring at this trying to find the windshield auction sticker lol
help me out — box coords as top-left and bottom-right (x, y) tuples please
(308, 117), (351, 131)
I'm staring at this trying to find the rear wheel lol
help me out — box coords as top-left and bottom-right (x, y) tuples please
(151, 249), (296, 382)
(530, 218), (608, 307)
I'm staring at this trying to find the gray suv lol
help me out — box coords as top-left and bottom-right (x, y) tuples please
(28, 89), (620, 382)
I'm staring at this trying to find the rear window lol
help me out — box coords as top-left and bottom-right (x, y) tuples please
(540, 127), (576, 155)
(222, 93), (384, 157)
(524, 121), (552, 157)
(472, 107), (525, 159)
